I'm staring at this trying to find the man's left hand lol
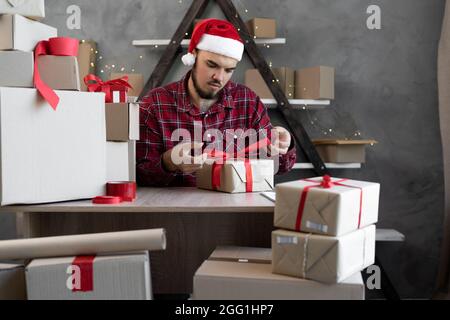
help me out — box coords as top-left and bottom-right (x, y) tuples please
(269, 126), (292, 156)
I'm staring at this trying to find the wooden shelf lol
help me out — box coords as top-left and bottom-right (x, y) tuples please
(293, 163), (362, 170)
(262, 99), (331, 110)
(132, 38), (286, 47)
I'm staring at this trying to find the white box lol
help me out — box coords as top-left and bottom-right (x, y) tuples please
(0, 14), (57, 51)
(0, 87), (107, 205)
(0, 263), (27, 300)
(274, 177), (380, 236)
(193, 246), (365, 300)
(272, 225), (376, 283)
(0, 0), (45, 20)
(106, 141), (136, 182)
(25, 251), (152, 300)
(0, 51), (34, 88)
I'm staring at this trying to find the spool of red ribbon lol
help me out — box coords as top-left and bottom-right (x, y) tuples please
(92, 196), (122, 205)
(106, 182), (137, 202)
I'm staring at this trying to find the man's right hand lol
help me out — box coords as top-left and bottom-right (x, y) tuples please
(162, 142), (207, 174)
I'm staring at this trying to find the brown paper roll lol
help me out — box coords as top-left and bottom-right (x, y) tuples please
(0, 229), (166, 261)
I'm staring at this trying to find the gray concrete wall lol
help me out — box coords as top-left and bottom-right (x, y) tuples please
(0, 0), (445, 298)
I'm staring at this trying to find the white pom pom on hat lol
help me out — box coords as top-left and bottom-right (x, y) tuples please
(182, 52), (196, 66)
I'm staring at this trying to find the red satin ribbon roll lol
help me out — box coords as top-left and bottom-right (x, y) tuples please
(34, 37), (79, 111)
(92, 196), (122, 205)
(106, 182), (137, 202)
(72, 255), (96, 292)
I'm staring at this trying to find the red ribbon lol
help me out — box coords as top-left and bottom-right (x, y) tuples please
(34, 37), (79, 111)
(295, 175), (364, 232)
(72, 255), (96, 292)
(84, 74), (132, 103)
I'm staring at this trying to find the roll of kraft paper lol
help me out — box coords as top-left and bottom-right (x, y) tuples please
(0, 229), (166, 261)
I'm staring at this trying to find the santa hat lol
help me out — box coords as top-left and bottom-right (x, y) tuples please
(182, 18), (244, 66)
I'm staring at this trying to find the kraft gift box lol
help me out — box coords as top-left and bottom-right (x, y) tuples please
(295, 66), (335, 100)
(0, 0), (45, 20)
(0, 87), (106, 205)
(245, 67), (294, 99)
(0, 14), (57, 51)
(0, 264), (27, 300)
(0, 51), (33, 88)
(246, 18), (277, 38)
(313, 139), (378, 163)
(193, 246), (365, 300)
(110, 73), (144, 98)
(38, 55), (81, 91)
(77, 40), (97, 91)
(274, 176), (380, 236)
(25, 251), (152, 300)
(272, 225), (376, 284)
(105, 102), (140, 141)
(196, 159), (274, 193)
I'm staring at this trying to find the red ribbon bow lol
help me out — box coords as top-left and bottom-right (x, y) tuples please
(84, 74), (133, 103)
(295, 175), (364, 231)
(34, 37), (80, 111)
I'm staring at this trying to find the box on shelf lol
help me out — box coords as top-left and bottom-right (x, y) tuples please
(0, 87), (106, 205)
(106, 141), (136, 182)
(246, 18), (277, 38)
(105, 102), (140, 141)
(0, 51), (34, 88)
(0, 14), (57, 51)
(196, 159), (274, 193)
(272, 225), (376, 283)
(193, 246), (365, 300)
(274, 176), (380, 236)
(295, 66), (335, 100)
(77, 40), (97, 91)
(245, 67), (294, 100)
(25, 251), (152, 300)
(313, 139), (378, 163)
(0, 0), (45, 21)
(38, 56), (81, 91)
(0, 264), (27, 300)
(110, 73), (144, 98)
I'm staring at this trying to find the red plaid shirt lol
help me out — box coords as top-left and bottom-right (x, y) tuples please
(136, 71), (297, 187)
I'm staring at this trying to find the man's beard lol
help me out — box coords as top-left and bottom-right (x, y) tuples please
(191, 63), (223, 100)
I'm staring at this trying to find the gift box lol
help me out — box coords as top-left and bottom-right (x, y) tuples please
(25, 251), (152, 300)
(274, 176), (380, 236)
(193, 246), (365, 300)
(105, 102), (140, 141)
(0, 51), (34, 88)
(272, 225), (376, 284)
(245, 67), (294, 99)
(246, 18), (277, 38)
(313, 139), (378, 163)
(106, 141), (136, 182)
(0, 0), (45, 20)
(295, 66), (334, 100)
(0, 263), (27, 300)
(110, 73), (144, 98)
(0, 14), (57, 51)
(85, 75), (132, 103)
(0, 87), (106, 205)
(77, 41), (97, 91)
(37, 56), (81, 91)
(196, 159), (274, 193)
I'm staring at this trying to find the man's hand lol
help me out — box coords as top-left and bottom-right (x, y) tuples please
(269, 126), (292, 156)
(162, 142), (207, 174)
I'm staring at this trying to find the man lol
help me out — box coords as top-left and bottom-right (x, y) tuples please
(137, 18), (296, 187)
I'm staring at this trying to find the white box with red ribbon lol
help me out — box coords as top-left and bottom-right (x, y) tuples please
(274, 176), (380, 236)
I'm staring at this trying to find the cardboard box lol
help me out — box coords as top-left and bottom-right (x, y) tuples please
(295, 66), (335, 100)
(106, 141), (136, 182)
(105, 102), (140, 141)
(272, 225), (376, 284)
(0, 264), (27, 300)
(0, 51), (34, 88)
(110, 73), (144, 98)
(196, 159), (274, 193)
(313, 139), (378, 163)
(245, 68), (294, 99)
(0, 14), (57, 51)
(0, 87), (106, 205)
(38, 56), (81, 91)
(77, 41), (97, 91)
(25, 251), (152, 300)
(274, 176), (380, 236)
(193, 246), (365, 300)
(246, 18), (276, 38)
(0, 0), (45, 20)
